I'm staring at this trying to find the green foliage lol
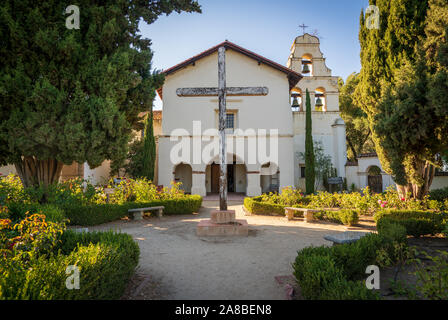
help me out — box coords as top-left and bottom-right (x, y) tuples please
(314, 209), (359, 226)
(0, 0), (201, 187)
(244, 187), (306, 216)
(293, 233), (385, 300)
(244, 185), (447, 218)
(339, 73), (374, 161)
(62, 196), (202, 226)
(429, 187), (448, 202)
(375, 209), (447, 237)
(356, 0), (448, 198)
(0, 214), (65, 263)
(243, 197), (288, 216)
(413, 249), (448, 300)
(0, 230), (139, 300)
(0, 174), (27, 204)
(6, 202), (65, 223)
(304, 89), (315, 194)
(141, 112), (156, 181)
(299, 141), (336, 191)
(107, 179), (186, 204)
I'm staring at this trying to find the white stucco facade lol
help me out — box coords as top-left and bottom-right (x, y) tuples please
(157, 43), (297, 197)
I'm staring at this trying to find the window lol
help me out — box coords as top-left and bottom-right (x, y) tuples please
(300, 166), (306, 178)
(225, 113), (235, 130)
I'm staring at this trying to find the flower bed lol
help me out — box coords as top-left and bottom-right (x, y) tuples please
(0, 175), (202, 226)
(243, 186), (446, 217)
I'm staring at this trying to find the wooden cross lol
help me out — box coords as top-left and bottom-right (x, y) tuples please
(299, 23), (309, 34)
(176, 46), (268, 211)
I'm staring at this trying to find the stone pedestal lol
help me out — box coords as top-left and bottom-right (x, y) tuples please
(304, 210), (314, 223)
(197, 210), (248, 237)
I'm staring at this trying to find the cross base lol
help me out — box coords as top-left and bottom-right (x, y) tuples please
(197, 210), (248, 237)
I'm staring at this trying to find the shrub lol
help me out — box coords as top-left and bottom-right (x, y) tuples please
(0, 214), (65, 263)
(375, 210), (447, 237)
(413, 250), (448, 300)
(376, 221), (407, 244)
(314, 209), (359, 226)
(0, 230), (139, 300)
(6, 202), (66, 223)
(293, 253), (345, 299)
(0, 174), (28, 205)
(243, 197), (286, 216)
(429, 187), (448, 202)
(62, 196), (202, 226)
(293, 236), (382, 300)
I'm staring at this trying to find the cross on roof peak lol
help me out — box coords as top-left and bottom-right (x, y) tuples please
(299, 23), (309, 35)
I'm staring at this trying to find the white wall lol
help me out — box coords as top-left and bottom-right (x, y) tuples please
(158, 48), (295, 196)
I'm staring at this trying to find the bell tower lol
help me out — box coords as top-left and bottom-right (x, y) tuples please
(287, 33), (339, 112)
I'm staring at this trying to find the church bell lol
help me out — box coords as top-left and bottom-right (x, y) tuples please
(315, 96), (323, 108)
(291, 95), (300, 108)
(301, 63), (310, 74)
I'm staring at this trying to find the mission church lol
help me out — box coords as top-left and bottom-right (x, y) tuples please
(3, 34), (446, 193)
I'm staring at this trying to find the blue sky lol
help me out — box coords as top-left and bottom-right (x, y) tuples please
(139, 0), (371, 109)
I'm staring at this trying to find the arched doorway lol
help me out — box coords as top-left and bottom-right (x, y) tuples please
(173, 163), (192, 193)
(367, 166), (382, 193)
(206, 155), (247, 194)
(260, 162), (279, 193)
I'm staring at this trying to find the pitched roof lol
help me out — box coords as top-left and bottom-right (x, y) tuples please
(156, 41), (302, 99)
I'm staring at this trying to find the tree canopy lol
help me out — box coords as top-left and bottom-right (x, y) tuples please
(338, 73), (374, 161)
(0, 0), (201, 187)
(356, 0), (448, 198)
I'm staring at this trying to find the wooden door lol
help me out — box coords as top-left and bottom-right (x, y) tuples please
(211, 164), (220, 193)
(368, 175), (383, 194)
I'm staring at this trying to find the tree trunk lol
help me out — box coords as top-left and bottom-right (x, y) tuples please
(14, 157), (64, 189)
(396, 160), (435, 200)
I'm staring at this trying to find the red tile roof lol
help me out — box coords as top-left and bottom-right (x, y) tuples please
(156, 41), (302, 99)
(358, 152), (378, 158)
(138, 110), (162, 120)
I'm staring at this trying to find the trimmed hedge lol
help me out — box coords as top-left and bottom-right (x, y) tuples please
(374, 209), (447, 238)
(293, 223), (406, 300)
(243, 196), (286, 216)
(6, 202), (66, 223)
(0, 230), (139, 300)
(313, 209), (359, 226)
(429, 187), (448, 202)
(62, 195), (202, 226)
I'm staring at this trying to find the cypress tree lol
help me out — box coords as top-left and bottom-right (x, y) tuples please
(141, 111), (156, 181)
(0, 0), (201, 188)
(305, 89), (315, 194)
(354, 0), (448, 198)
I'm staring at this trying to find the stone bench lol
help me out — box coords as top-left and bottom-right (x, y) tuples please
(323, 231), (369, 246)
(284, 207), (321, 222)
(128, 206), (164, 220)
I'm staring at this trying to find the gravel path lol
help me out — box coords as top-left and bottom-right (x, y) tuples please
(89, 201), (372, 300)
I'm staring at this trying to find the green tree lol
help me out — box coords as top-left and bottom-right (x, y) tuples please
(338, 73), (374, 161)
(355, 0), (448, 199)
(0, 0), (201, 188)
(141, 111), (156, 181)
(305, 89), (315, 194)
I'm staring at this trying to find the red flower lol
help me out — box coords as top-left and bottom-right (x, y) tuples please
(401, 197), (405, 201)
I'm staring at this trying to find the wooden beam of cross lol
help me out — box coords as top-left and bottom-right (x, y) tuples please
(299, 23), (309, 35)
(176, 46), (269, 211)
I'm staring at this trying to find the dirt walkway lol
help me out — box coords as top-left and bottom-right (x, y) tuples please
(88, 201), (373, 300)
